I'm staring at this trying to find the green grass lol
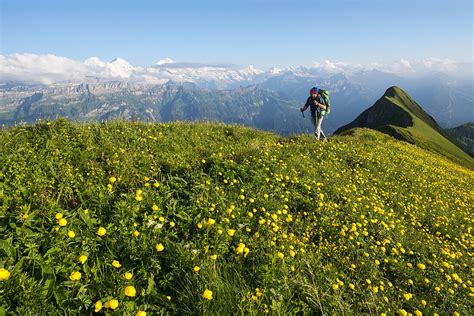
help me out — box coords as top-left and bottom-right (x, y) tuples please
(383, 88), (473, 169)
(0, 120), (473, 315)
(337, 86), (474, 169)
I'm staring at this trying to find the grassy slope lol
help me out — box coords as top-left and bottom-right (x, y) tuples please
(0, 121), (473, 315)
(383, 87), (473, 169)
(337, 86), (473, 169)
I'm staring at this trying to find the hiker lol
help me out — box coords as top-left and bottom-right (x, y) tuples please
(300, 86), (329, 140)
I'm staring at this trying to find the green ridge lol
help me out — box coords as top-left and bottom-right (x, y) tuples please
(335, 86), (474, 169)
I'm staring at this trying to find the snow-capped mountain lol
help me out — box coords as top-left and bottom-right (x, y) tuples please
(0, 53), (472, 131)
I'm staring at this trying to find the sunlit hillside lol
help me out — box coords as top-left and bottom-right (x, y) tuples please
(0, 121), (472, 315)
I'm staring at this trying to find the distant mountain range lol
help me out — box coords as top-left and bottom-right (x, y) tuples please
(1, 58), (473, 134)
(335, 86), (473, 169)
(445, 123), (474, 157)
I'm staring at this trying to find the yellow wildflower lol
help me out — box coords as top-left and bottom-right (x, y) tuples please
(69, 271), (81, 281)
(112, 260), (121, 268)
(417, 263), (426, 270)
(104, 299), (119, 310)
(124, 272), (133, 280)
(155, 243), (165, 252)
(79, 255), (88, 264)
(94, 300), (102, 312)
(207, 218), (215, 225)
(124, 285), (137, 297)
(203, 289), (213, 300)
(0, 268), (11, 281)
(97, 227), (107, 236)
(58, 218), (67, 226)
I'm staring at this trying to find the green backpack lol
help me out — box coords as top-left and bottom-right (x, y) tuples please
(318, 89), (331, 115)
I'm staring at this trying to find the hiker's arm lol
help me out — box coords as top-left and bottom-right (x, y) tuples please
(300, 98), (311, 112)
(314, 100), (327, 110)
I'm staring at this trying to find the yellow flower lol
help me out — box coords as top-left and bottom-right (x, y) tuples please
(97, 227), (107, 236)
(152, 204), (159, 211)
(236, 243), (245, 254)
(193, 266), (201, 273)
(155, 243), (165, 252)
(169, 221), (176, 228)
(69, 271), (81, 281)
(332, 284), (339, 290)
(421, 299), (427, 307)
(203, 289), (213, 300)
(210, 254), (217, 261)
(414, 310), (422, 316)
(58, 218), (67, 226)
(112, 260), (122, 268)
(403, 293), (412, 300)
(399, 309), (408, 316)
(55, 212), (63, 220)
(0, 268), (11, 281)
(207, 218), (216, 226)
(227, 229), (236, 236)
(79, 255), (88, 264)
(349, 283), (355, 290)
(277, 252), (284, 259)
(109, 176), (116, 183)
(124, 285), (137, 297)
(68, 230), (75, 238)
(104, 299), (119, 310)
(124, 272), (133, 280)
(94, 300), (102, 312)
(133, 230), (140, 237)
(136, 311), (147, 316)
(417, 263), (426, 270)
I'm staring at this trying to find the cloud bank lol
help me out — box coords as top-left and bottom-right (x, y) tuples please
(0, 53), (471, 85)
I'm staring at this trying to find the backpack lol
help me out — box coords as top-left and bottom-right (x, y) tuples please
(318, 89), (331, 115)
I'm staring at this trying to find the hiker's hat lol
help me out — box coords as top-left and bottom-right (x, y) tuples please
(310, 86), (319, 95)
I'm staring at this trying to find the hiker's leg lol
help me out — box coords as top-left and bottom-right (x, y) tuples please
(316, 115), (324, 140)
(311, 114), (317, 135)
(320, 122), (326, 139)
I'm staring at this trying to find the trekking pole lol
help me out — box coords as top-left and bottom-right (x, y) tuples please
(301, 110), (305, 118)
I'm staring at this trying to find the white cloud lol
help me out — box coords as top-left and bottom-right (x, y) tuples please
(156, 58), (174, 65)
(309, 58), (472, 77)
(0, 53), (471, 86)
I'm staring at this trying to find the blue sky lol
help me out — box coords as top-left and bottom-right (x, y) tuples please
(1, 0), (472, 68)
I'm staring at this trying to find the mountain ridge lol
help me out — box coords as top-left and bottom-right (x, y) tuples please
(335, 86), (474, 169)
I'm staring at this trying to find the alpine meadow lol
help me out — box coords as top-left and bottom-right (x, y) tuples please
(2, 0), (474, 315)
(1, 120), (472, 315)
